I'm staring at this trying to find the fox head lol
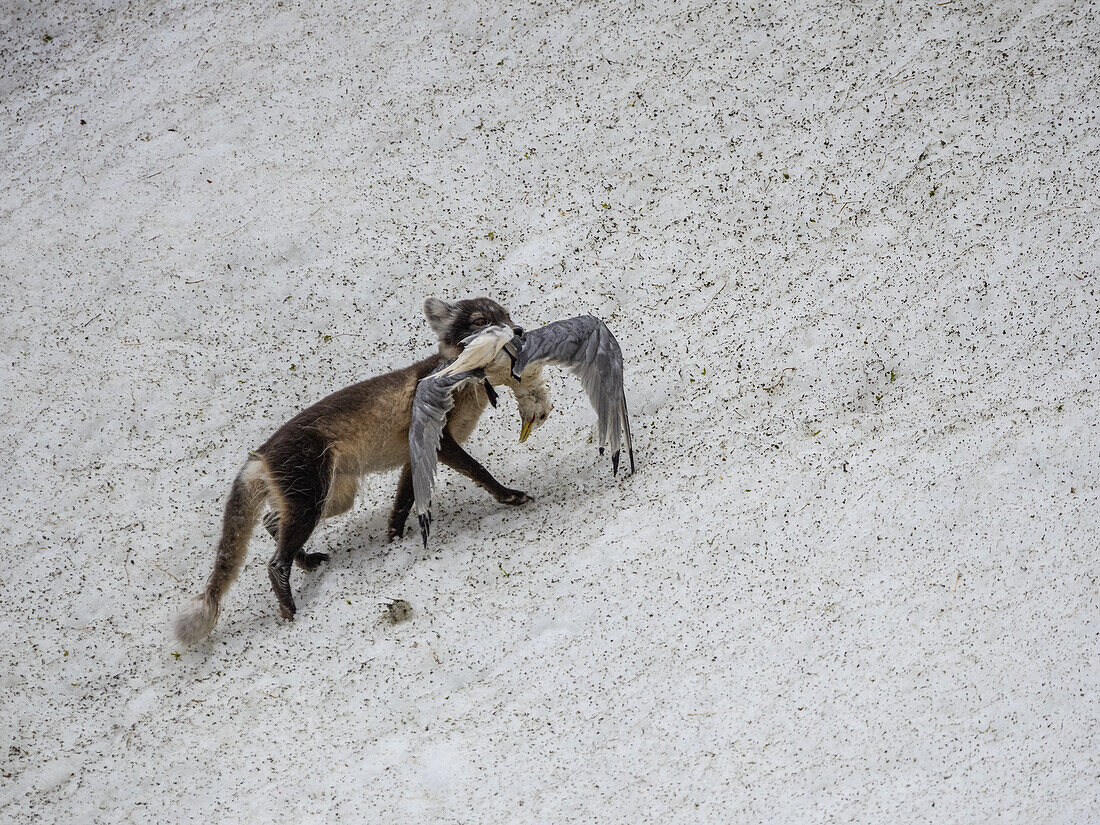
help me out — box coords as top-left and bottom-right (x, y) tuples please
(424, 297), (524, 357)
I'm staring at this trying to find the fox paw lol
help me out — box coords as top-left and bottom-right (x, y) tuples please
(497, 489), (532, 506)
(295, 552), (330, 572)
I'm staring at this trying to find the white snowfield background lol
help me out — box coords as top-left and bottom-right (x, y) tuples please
(2, 0), (1097, 821)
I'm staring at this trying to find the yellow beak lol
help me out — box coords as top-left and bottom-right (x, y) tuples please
(519, 418), (534, 443)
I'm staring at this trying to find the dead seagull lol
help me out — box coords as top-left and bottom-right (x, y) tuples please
(409, 315), (635, 547)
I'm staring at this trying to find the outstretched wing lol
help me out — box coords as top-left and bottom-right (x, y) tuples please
(511, 315), (634, 475)
(409, 367), (486, 547)
(409, 324), (518, 547)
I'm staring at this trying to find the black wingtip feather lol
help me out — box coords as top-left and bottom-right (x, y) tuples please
(418, 513), (431, 548)
(612, 450), (621, 476)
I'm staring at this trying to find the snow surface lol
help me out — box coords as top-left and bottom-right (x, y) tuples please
(2, 0), (1098, 821)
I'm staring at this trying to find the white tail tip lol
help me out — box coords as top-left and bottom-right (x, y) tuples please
(173, 595), (219, 644)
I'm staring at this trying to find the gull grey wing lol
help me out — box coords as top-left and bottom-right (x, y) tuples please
(409, 366), (486, 548)
(511, 315), (634, 475)
(410, 323), (520, 547)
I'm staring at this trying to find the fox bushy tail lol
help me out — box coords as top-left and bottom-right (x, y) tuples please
(173, 459), (267, 643)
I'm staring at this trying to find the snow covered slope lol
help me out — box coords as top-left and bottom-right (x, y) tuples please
(2, 0), (1097, 821)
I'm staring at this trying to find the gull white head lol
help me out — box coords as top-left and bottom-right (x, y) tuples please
(516, 383), (552, 443)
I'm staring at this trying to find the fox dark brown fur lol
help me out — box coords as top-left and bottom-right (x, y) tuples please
(173, 297), (528, 643)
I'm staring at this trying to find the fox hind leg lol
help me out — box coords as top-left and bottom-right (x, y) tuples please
(285, 471), (358, 571)
(266, 450), (332, 620)
(262, 509), (330, 572)
(267, 509), (323, 619)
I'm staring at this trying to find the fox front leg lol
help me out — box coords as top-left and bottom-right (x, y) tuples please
(437, 429), (532, 506)
(388, 464), (414, 542)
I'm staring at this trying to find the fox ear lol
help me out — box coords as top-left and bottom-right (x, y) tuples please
(424, 297), (459, 338)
